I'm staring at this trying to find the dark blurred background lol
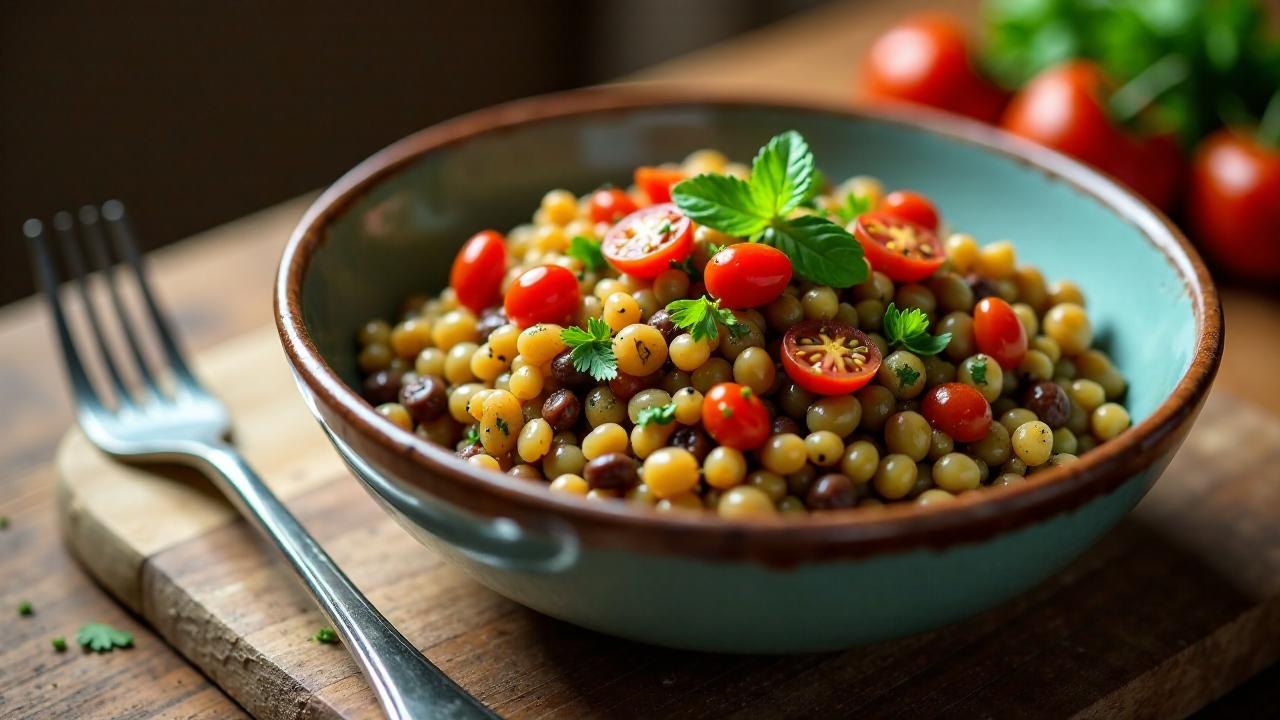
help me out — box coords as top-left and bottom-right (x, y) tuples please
(0, 0), (823, 305)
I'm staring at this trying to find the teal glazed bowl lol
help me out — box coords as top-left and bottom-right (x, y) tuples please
(275, 89), (1222, 653)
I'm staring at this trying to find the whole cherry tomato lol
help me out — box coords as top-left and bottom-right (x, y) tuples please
(972, 297), (1027, 370)
(862, 13), (1007, 123)
(922, 383), (992, 443)
(702, 382), (771, 450)
(589, 188), (638, 225)
(1186, 129), (1280, 282)
(703, 243), (793, 309)
(854, 212), (946, 282)
(780, 319), (882, 396)
(879, 190), (939, 231)
(449, 229), (507, 313)
(602, 203), (694, 278)
(503, 265), (581, 328)
(634, 166), (687, 204)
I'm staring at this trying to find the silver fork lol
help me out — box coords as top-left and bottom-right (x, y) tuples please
(25, 201), (496, 720)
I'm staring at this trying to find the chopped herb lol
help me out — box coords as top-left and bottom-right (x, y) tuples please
(706, 242), (727, 256)
(656, 220), (672, 235)
(834, 192), (873, 224)
(560, 317), (618, 382)
(18, 601), (32, 617)
(464, 425), (480, 445)
(894, 363), (921, 389)
(883, 303), (951, 356)
(672, 131), (867, 288)
(495, 418), (510, 436)
(313, 627), (340, 644)
(636, 403), (677, 428)
(740, 387), (753, 398)
(970, 358), (989, 386)
(77, 623), (133, 653)
(567, 235), (605, 275)
(0, 516), (9, 530)
(721, 406), (734, 418)
(665, 296), (749, 343)
(51, 637), (67, 652)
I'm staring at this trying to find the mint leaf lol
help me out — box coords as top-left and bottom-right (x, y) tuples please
(883, 303), (951, 356)
(904, 333), (952, 356)
(758, 216), (866, 288)
(636, 403), (677, 427)
(560, 317), (618, 381)
(671, 174), (770, 237)
(666, 296), (748, 343)
(749, 130), (815, 216)
(77, 623), (133, 653)
(567, 235), (605, 274)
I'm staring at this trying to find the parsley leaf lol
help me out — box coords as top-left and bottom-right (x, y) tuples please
(894, 363), (921, 389)
(882, 303), (952, 356)
(18, 601), (32, 616)
(970, 358), (989, 386)
(567, 235), (605, 274)
(464, 425), (480, 445)
(834, 192), (873, 224)
(672, 131), (867, 288)
(636, 403), (677, 427)
(560, 317), (618, 381)
(77, 623), (133, 653)
(52, 637), (67, 652)
(666, 296), (749, 342)
(313, 627), (340, 644)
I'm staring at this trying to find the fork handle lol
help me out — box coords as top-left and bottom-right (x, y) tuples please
(190, 442), (496, 720)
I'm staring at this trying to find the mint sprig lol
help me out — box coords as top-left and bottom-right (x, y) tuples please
(883, 303), (951, 356)
(665, 296), (749, 343)
(671, 131), (866, 288)
(567, 235), (605, 274)
(560, 317), (618, 381)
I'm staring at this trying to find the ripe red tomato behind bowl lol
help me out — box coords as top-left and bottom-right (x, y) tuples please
(1187, 129), (1280, 283)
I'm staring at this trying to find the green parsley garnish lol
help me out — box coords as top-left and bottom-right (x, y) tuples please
(834, 192), (873, 224)
(883, 303), (951, 356)
(18, 601), (32, 616)
(313, 627), (340, 644)
(665, 296), (749, 343)
(672, 131), (867, 288)
(52, 637), (67, 652)
(77, 623), (133, 653)
(970, 358), (989, 386)
(635, 403), (677, 428)
(567, 235), (605, 274)
(894, 363), (921, 389)
(495, 418), (510, 436)
(560, 317), (618, 382)
(464, 425), (480, 445)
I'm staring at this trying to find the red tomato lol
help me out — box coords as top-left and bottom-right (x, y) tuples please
(703, 243), (793, 309)
(922, 383), (992, 443)
(879, 190), (940, 231)
(862, 13), (1007, 123)
(602, 203), (694, 278)
(588, 188), (638, 225)
(634, 166), (687, 204)
(780, 320), (882, 396)
(854, 212), (946, 283)
(449, 230), (507, 313)
(1000, 61), (1181, 210)
(1187, 129), (1280, 283)
(702, 382), (771, 450)
(972, 297), (1027, 370)
(503, 265), (581, 328)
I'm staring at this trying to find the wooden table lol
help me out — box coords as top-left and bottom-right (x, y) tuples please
(2, 1), (1277, 717)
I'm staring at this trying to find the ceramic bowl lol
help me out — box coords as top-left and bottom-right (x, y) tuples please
(275, 89), (1221, 653)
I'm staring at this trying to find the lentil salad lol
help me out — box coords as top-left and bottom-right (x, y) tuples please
(355, 132), (1131, 518)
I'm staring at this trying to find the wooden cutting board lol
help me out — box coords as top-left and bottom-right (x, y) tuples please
(55, 326), (1280, 720)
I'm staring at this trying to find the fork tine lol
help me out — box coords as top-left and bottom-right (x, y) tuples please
(53, 211), (135, 408)
(100, 200), (197, 387)
(24, 218), (105, 412)
(79, 204), (165, 401)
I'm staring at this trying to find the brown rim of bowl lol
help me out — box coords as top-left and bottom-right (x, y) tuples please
(275, 86), (1222, 564)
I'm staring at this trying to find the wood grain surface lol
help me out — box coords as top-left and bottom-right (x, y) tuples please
(53, 328), (1280, 719)
(2, 0), (1280, 717)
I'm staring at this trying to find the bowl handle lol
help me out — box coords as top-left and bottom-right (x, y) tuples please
(320, 422), (580, 574)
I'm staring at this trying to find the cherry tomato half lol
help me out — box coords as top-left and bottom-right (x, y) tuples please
(879, 190), (939, 231)
(854, 212), (946, 283)
(588, 188), (638, 225)
(972, 297), (1027, 370)
(703, 243), (793, 309)
(503, 265), (581, 328)
(922, 382), (992, 443)
(1187, 129), (1280, 283)
(780, 319), (882, 396)
(449, 229), (507, 313)
(702, 382), (771, 450)
(602, 203), (694, 278)
(634, 166), (687, 204)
